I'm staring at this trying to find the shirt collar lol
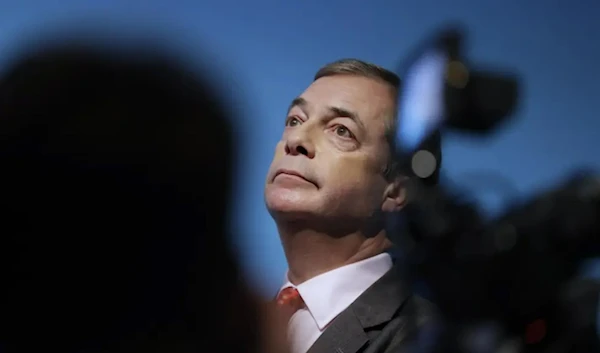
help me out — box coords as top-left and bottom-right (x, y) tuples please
(278, 253), (393, 330)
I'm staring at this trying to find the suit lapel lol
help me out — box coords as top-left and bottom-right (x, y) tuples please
(306, 307), (368, 353)
(306, 265), (410, 353)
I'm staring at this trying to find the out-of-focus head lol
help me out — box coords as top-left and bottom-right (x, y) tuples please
(265, 59), (408, 234)
(0, 30), (255, 353)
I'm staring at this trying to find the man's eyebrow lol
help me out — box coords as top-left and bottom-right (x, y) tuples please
(287, 97), (307, 114)
(327, 106), (365, 131)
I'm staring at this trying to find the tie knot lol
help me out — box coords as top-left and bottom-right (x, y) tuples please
(276, 287), (305, 314)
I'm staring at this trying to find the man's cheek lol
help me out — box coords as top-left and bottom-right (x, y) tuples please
(273, 142), (286, 157)
(329, 164), (367, 186)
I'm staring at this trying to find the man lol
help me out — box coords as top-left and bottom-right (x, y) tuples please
(264, 59), (439, 353)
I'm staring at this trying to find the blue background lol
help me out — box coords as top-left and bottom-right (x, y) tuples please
(1, 0), (598, 296)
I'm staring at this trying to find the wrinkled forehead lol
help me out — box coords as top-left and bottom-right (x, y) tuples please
(297, 75), (396, 132)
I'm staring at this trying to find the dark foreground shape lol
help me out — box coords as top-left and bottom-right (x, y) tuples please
(0, 32), (254, 353)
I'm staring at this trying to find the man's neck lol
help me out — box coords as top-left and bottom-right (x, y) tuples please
(278, 224), (392, 285)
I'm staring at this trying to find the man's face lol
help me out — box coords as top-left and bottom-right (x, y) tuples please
(264, 75), (397, 224)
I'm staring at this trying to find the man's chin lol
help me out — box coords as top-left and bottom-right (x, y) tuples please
(265, 200), (314, 217)
(265, 189), (318, 219)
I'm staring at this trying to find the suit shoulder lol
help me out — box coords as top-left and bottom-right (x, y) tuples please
(409, 295), (439, 327)
(363, 294), (440, 353)
(384, 295), (440, 352)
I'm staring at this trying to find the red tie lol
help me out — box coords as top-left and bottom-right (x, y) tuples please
(276, 287), (305, 322)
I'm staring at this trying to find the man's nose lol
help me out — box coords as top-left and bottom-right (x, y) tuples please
(284, 128), (315, 158)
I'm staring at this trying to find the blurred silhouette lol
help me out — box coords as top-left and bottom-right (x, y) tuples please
(0, 30), (279, 353)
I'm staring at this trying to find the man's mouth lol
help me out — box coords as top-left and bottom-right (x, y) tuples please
(274, 169), (316, 186)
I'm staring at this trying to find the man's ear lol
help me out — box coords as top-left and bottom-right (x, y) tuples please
(381, 176), (408, 212)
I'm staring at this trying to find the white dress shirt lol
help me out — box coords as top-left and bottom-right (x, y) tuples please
(278, 253), (393, 353)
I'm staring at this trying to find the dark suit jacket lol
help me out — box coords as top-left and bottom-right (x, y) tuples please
(306, 265), (438, 353)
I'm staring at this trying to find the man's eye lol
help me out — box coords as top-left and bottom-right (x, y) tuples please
(286, 117), (301, 127)
(334, 125), (353, 139)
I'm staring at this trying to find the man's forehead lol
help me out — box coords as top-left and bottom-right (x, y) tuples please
(291, 75), (396, 126)
(312, 75), (389, 102)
